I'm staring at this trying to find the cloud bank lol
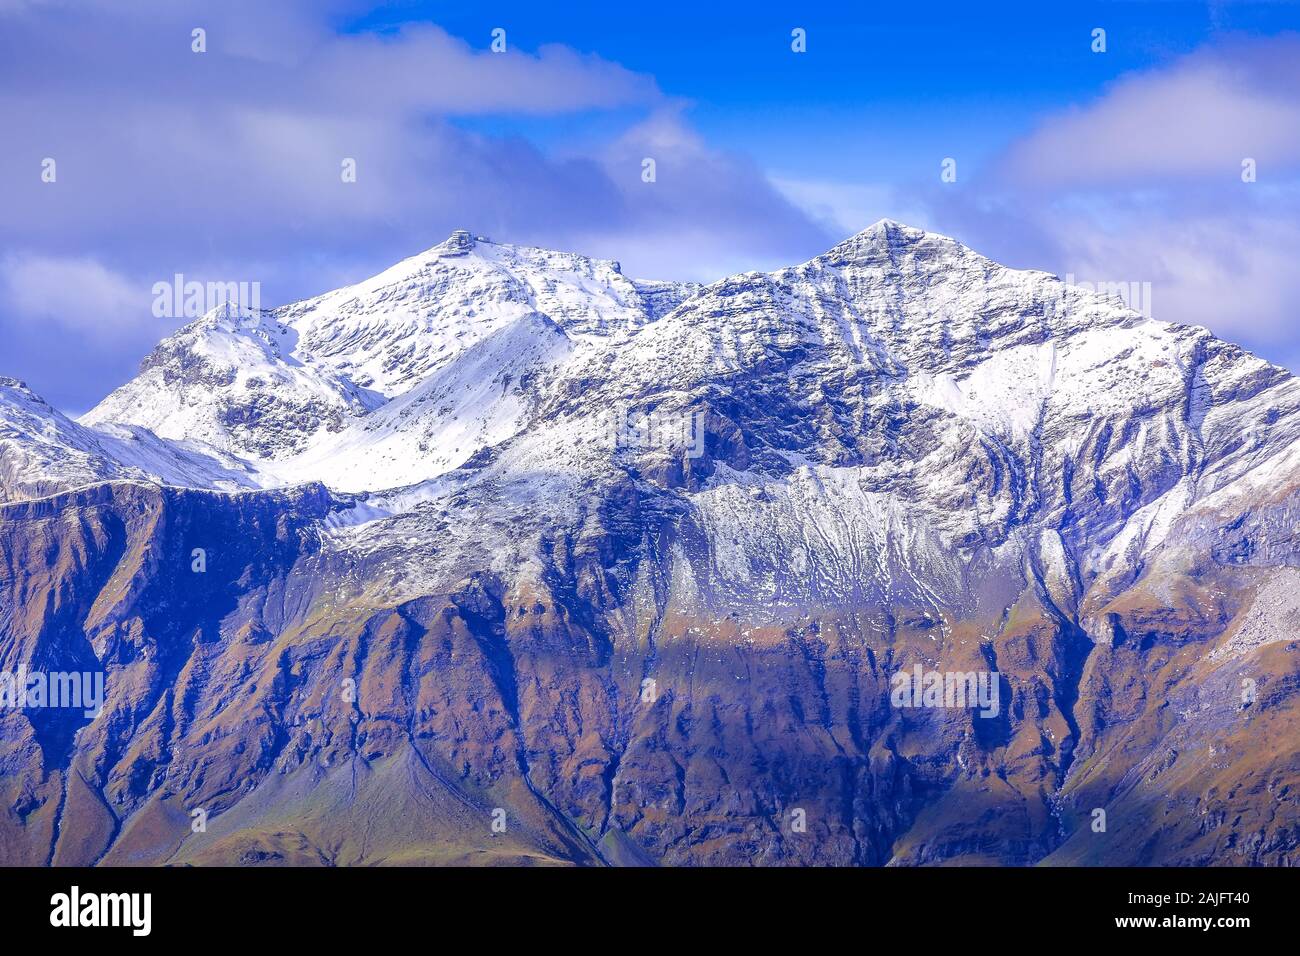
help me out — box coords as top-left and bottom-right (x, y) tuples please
(0, 0), (833, 409)
(909, 34), (1300, 374)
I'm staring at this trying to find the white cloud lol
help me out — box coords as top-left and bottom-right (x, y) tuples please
(1048, 202), (1300, 357)
(911, 34), (1300, 374)
(1, 255), (145, 338)
(1000, 35), (1300, 188)
(771, 177), (934, 239)
(0, 2), (837, 407)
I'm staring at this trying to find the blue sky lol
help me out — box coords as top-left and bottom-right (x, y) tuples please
(374, 2), (1283, 163)
(1, 0), (1299, 411)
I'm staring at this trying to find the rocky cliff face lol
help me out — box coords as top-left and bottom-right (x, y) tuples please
(1, 223), (1297, 865)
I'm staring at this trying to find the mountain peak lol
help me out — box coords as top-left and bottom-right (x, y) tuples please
(8, 215), (1300, 872)
(864, 216), (919, 233)
(438, 228), (491, 256)
(819, 218), (968, 267)
(850, 218), (931, 242)
(0, 377), (51, 410)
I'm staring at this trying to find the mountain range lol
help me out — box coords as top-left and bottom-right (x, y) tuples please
(1, 221), (1297, 866)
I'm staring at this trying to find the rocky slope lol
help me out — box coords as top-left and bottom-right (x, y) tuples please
(1, 222), (1297, 866)
(80, 234), (698, 463)
(0, 377), (259, 502)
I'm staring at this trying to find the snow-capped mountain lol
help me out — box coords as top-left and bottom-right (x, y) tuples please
(2, 222), (1298, 867)
(0, 376), (259, 501)
(263, 310), (575, 492)
(81, 232), (699, 463)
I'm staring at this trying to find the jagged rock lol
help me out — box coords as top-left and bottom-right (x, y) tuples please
(1, 222), (1298, 865)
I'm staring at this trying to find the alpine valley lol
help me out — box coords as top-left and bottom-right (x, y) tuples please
(2, 222), (1297, 866)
